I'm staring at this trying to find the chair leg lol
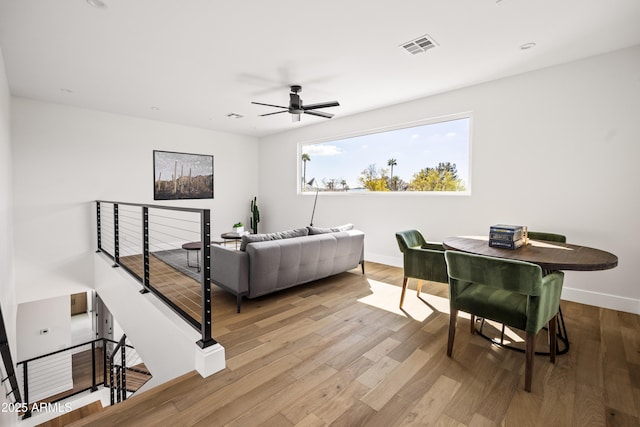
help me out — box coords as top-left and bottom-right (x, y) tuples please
(524, 331), (535, 392)
(416, 280), (423, 297)
(447, 309), (457, 357)
(399, 277), (409, 308)
(549, 314), (557, 364)
(470, 314), (476, 334)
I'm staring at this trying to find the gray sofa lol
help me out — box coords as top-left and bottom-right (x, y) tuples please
(211, 228), (365, 312)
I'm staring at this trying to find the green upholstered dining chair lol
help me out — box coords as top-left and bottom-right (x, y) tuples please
(395, 230), (449, 308)
(527, 231), (566, 244)
(444, 250), (564, 392)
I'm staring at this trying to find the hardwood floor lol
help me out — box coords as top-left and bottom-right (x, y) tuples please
(70, 262), (640, 426)
(119, 253), (202, 324)
(37, 401), (104, 427)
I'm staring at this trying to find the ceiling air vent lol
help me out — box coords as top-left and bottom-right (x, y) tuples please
(400, 34), (438, 55)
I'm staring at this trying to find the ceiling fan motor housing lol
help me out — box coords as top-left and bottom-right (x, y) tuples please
(290, 93), (303, 113)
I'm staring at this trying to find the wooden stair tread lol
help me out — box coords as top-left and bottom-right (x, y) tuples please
(67, 371), (200, 426)
(36, 400), (103, 427)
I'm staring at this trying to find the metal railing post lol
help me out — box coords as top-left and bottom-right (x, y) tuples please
(91, 340), (97, 392)
(22, 362), (30, 419)
(121, 344), (127, 401)
(113, 203), (120, 268)
(96, 201), (102, 253)
(141, 206), (150, 294)
(103, 339), (108, 387)
(197, 209), (216, 349)
(109, 356), (115, 405)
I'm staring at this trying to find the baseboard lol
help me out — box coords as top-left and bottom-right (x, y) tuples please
(561, 287), (640, 315)
(366, 253), (402, 268)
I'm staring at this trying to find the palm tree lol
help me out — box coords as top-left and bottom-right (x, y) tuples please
(387, 158), (397, 190)
(301, 153), (311, 191)
(340, 179), (349, 192)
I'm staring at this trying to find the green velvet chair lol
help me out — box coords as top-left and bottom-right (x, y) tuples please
(395, 230), (449, 308)
(527, 231), (566, 244)
(444, 250), (564, 392)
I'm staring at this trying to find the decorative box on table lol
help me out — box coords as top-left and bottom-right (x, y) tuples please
(489, 224), (528, 249)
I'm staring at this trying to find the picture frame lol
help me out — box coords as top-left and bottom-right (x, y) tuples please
(153, 150), (214, 200)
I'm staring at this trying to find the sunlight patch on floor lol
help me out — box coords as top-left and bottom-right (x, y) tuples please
(358, 279), (461, 322)
(476, 318), (526, 344)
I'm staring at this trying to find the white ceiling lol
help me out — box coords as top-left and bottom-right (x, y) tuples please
(1, 0), (639, 137)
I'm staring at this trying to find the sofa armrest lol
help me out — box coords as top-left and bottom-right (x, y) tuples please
(211, 245), (249, 296)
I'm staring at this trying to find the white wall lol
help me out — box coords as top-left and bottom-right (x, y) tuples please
(0, 47), (17, 427)
(10, 99), (259, 304)
(16, 296), (73, 404)
(16, 296), (71, 361)
(258, 46), (640, 314)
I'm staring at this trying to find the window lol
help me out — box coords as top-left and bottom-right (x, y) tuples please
(299, 114), (471, 194)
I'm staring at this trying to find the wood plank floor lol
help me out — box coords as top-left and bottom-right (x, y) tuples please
(70, 262), (640, 426)
(119, 253), (203, 324)
(37, 401), (104, 427)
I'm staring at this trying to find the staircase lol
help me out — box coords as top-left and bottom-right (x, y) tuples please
(17, 335), (152, 422)
(35, 401), (104, 427)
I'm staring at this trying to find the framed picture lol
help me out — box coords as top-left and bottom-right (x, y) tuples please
(153, 150), (214, 200)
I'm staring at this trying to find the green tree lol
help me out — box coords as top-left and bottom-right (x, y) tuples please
(359, 164), (389, 191)
(301, 153), (311, 191)
(390, 176), (407, 191)
(340, 179), (349, 192)
(409, 162), (466, 191)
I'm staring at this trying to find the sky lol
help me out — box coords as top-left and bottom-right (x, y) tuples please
(301, 117), (470, 189)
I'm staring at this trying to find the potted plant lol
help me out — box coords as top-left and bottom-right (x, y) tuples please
(250, 197), (260, 234)
(233, 222), (244, 234)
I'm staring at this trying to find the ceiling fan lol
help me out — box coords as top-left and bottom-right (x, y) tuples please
(252, 85), (339, 122)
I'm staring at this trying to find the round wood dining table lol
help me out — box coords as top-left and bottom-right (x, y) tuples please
(441, 235), (618, 354)
(442, 235), (618, 272)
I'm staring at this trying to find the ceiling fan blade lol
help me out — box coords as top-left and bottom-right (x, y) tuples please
(251, 101), (288, 109)
(292, 113), (301, 122)
(260, 110), (288, 117)
(303, 101), (340, 110)
(304, 110), (334, 119)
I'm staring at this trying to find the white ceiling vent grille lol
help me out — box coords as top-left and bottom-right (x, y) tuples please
(400, 34), (438, 55)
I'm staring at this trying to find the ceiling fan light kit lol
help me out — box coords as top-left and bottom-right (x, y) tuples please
(252, 85), (340, 122)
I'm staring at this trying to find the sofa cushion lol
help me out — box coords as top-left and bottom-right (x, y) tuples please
(307, 223), (354, 235)
(245, 230), (365, 298)
(240, 227), (309, 251)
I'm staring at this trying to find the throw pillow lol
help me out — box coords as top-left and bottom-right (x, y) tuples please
(307, 223), (355, 235)
(240, 227), (309, 251)
(331, 223), (354, 232)
(307, 226), (334, 235)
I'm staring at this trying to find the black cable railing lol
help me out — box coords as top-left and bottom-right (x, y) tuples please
(16, 336), (150, 419)
(96, 201), (216, 349)
(109, 334), (127, 405)
(0, 305), (22, 406)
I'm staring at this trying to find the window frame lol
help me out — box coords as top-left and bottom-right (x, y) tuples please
(297, 112), (473, 196)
